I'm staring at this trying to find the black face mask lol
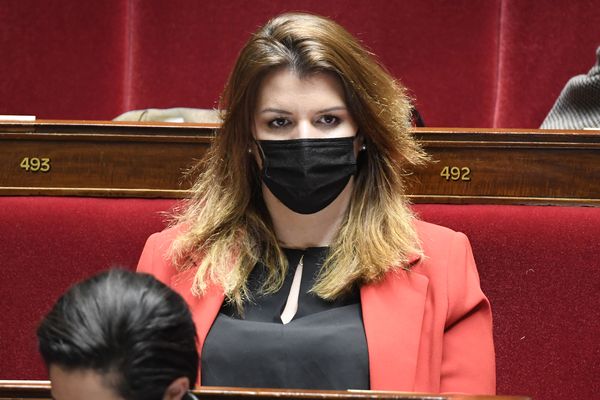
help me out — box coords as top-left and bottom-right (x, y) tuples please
(257, 137), (357, 214)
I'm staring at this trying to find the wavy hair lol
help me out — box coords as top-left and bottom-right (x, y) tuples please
(170, 12), (428, 310)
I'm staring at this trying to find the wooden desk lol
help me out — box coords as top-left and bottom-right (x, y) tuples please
(1, 120), (599, 205)
(0, 381), (531, 400)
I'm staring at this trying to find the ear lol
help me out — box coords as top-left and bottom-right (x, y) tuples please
(162, 377), (190, 400)
(354, 132), (366, 156)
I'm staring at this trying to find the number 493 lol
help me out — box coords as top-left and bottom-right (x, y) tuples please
(20, 157), (51, 172)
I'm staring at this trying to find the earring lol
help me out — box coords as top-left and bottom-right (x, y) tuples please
(247, 148), (252, 154)
(361, 144), (367, 151)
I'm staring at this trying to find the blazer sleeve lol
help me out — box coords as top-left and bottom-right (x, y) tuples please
(440, 232), (496, 394)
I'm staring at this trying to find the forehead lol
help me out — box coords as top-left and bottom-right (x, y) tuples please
(256, 68), (347, 110)
(50, 364), (123, 400)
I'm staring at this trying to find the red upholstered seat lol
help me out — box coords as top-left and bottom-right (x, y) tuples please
(1, 197), (599, 400)
(0, 197), (175, 379)
(414, 204), (600, 399)
(3, 1), (600, 128)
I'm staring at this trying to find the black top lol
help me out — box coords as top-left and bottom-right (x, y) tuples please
(201, 247), (370, 390)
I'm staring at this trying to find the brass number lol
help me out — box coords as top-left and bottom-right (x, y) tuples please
(460, 167), (471, 181)
(440, 166), (471, 181)
(19, 157), (51, 173)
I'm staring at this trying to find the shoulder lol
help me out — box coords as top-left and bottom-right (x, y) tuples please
(413, 218), (467, 244)
(137, 224), (188, 283)
(413, 219), (471, 262)
(148, 223), (187, 245)
(142, 224), (187, 258)
(411, 219), (477, 287)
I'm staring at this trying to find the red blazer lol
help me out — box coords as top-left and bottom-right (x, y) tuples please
(137, 219), (495, 394)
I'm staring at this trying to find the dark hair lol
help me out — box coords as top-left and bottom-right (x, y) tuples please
(37, 269), (199, 400)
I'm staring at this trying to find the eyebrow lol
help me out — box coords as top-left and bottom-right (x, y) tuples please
(260, 106), (348, 114)
(260, 108), (292, 115)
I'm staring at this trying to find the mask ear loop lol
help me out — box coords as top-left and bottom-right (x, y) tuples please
(252, 139), (275, 181)
(253, 139), (270, 173)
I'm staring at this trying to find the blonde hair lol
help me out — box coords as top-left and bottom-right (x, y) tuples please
(170, 13), (428, 310)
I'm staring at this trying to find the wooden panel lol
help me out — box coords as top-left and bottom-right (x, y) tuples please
(0, 381), (530, 400)
(1, 121), (599, 205)
(409, 128), (600, 205)
(0, 120), (213, 198)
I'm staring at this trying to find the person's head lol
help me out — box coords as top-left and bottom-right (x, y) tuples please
(215, 12), (426, 193)
(37, 269), (199, 400)
(174, 12), (426, 309)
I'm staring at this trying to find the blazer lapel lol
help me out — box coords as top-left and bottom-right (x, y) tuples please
(360, 262), (429, 391)
(170, 268), (224, 385)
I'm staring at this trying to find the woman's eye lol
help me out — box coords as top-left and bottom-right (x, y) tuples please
(317, 115), (340, 126)
(269, 118), (291, 128)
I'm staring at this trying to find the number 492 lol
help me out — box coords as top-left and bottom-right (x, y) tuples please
(440, 166), (471, 181)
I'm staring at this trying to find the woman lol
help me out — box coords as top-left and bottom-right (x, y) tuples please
(37, 269), (199, 400)
(138, 12), (495, 394)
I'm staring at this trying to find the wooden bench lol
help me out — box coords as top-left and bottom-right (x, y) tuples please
(0, 381), (530, 400)
(1, 121), (599, 400)
(1, 121), (599, 204)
